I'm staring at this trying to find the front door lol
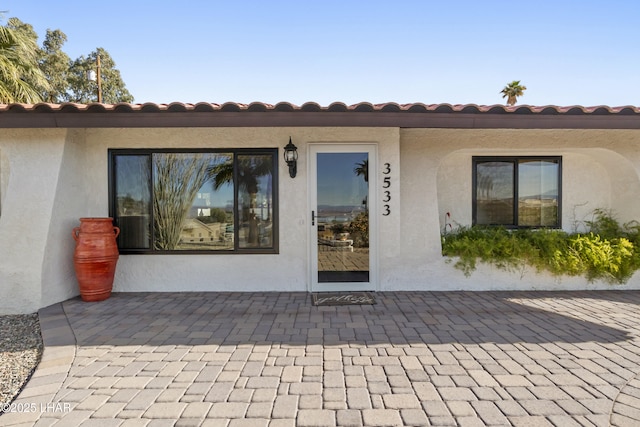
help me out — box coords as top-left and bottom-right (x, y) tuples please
(309, 144), (377, 292)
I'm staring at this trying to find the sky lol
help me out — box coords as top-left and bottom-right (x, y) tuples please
(3, 0), (639, 107)
(318, 152), (368, 207)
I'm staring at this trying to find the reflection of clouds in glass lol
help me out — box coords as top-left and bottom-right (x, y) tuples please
(318, 152), (368, 206)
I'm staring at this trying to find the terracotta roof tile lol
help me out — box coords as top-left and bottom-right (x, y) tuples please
(0, 101), (638, 114)
(1, 102), (639, 129)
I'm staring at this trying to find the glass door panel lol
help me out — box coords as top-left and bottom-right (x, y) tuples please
(310, 144), (376, 292)
(317, 152), (369, 283)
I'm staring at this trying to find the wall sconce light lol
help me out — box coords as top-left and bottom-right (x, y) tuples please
(284, 137), (298, 178)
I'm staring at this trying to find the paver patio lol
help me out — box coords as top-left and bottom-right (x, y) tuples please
(3, 291), (640, 426)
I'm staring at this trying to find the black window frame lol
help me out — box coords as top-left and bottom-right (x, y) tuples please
(109, 148), (279, 254)
(472, 156), (562, 229)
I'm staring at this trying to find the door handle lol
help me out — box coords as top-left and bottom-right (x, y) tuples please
(311, 211), (315, 226)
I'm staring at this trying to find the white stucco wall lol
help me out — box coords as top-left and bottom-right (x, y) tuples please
(0, 146), (8, 216)
(436, 150), (613, 233)
(401, 128), (640, 291)
(430, 130), (640, 231)
(0, 129), (82, 314)
(41, 130), (91, 308)
(2, 125), (640, 314)
(81, 127), (401, 294)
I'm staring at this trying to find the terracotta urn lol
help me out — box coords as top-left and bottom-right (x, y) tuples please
(72, 218), (120, 302)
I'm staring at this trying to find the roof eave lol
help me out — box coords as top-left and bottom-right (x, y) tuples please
(1, 111), (639, 130)
(0, 102), (638, 129)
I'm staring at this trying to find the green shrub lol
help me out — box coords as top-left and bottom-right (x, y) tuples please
(441, 210), (640, 284)
(348, 212), (369, 247)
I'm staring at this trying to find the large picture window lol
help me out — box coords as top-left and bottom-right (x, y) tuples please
(473, 156), (561, 228)
(109, 149), (278, 254)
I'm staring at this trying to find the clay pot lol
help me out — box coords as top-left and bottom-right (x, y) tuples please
(72, 218), (120, 302)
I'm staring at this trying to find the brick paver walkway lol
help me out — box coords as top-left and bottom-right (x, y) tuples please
(4, 291), (640, 426)
(317, 247), (369, 273)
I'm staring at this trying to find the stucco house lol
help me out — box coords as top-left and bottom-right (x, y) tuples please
(1, 101), (640, 314)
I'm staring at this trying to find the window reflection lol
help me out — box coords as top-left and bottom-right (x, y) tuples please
(236, 155), (273, 248)
(476, 161), (514, 225)
(111, 149), (277, 253)
(153, 153), (231, 250)
(317, 152), (369, 282)
(115, 155), (151, 249)
(474, 157), (560, 228)
(518, 160), (559, 227)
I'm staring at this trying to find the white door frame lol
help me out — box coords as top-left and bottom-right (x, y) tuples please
(308, 143), (378, 292)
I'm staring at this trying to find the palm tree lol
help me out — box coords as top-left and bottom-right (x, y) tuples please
(211, 155), (273, 245)
(211, 156), (272, 200)
(354, 159), (368, 183)
(500, 80), (527, 106)
(354, 159), (369, 210)
(0, 18), (49, 103)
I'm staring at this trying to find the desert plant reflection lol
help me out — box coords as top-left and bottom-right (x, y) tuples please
(153, 153), (230, 250)
(111, 149), (276, 253)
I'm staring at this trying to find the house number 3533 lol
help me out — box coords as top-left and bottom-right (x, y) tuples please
(382, 163), (391, 216)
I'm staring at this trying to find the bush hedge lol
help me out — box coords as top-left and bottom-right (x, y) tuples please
(441, 209), (640, 284)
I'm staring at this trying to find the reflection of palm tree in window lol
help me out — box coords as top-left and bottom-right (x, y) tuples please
(354, 159), (369, 209)
(352, 159), (369, 246)
(211, 156), (272, 246)
(354, 160), (368, 183)
(477, 173), (494, 200)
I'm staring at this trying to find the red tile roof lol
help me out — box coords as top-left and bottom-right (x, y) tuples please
(0, 102), (639, 129)
(0, 101), (638, 114)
